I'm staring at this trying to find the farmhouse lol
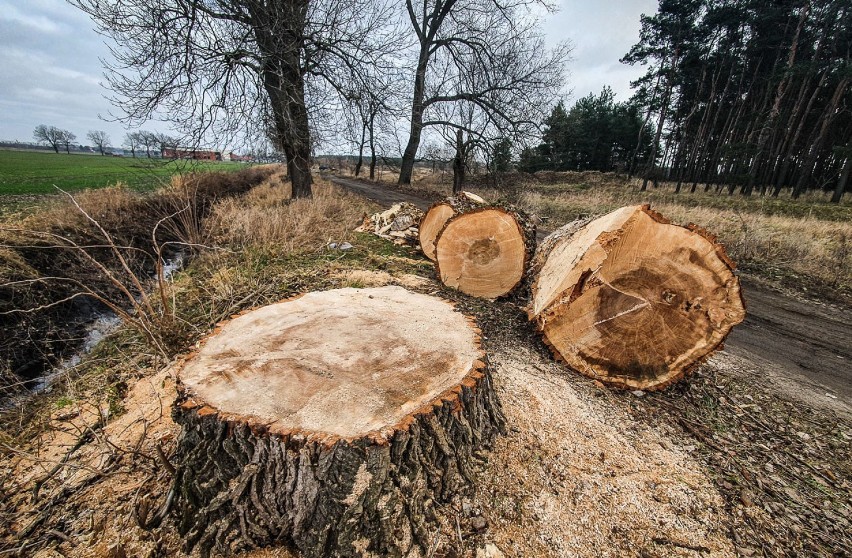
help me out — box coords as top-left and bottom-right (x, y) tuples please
(161, 147), (222, 160)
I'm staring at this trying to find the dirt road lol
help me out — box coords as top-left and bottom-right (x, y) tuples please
(329, 175), (852, 412)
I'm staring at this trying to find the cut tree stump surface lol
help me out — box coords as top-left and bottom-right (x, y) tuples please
(179, 286), (485, 441)
(173, 286), (504, 557)
(529, 205), (746, 390)
(419, 192), (486, 261)
(435, 207), (535, 299)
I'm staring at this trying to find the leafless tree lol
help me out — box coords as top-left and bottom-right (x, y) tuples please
(33, 125), (76, 154)
(86, 130), (111, 155)
(71, 0), (402, 198)
(397, 0), (570, 185)
(138, 132), (158, 159)
(124, 132), (142, 158)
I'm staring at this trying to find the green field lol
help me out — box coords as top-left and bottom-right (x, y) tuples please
(0, 149), (247, 195)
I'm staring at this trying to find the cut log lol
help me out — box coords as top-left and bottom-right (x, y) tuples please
(434, 207), (535, 299)
(418, 191), (486, 260)
(529, 205), (746, 391)
(172, 286), (504, 558)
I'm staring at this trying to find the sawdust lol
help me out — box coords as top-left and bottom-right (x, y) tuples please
(474, 346), (735, 557)
(334, 269), (434, 290)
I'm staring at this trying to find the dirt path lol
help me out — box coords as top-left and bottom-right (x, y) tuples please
(329, 175), (852, 414)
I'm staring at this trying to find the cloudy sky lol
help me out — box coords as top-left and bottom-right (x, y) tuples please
(0, 0), (656, 148)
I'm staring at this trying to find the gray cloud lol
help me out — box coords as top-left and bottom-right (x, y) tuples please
(0, 0), (657, 146)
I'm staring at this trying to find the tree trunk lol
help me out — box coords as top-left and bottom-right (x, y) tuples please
(831, 154), (851, 203)
(744, 2), (809, 196)
(792, 77), (850, 199)
(254, 0), (313, 198)
(399, 48), (430, 185)
(434, 206), (535, 299)
(419, 192), (486, 260)
(528, 205), (745, 391)
(354, 122), (366, 177)
(452, 129), (466, 193)
(172, 286), (504, 558)
(368, 109), (377, 181)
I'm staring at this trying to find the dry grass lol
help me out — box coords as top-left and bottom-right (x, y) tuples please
(206, 176), (372, 253)
(375, 168), (851, 298)
(521, 190), (852, 295)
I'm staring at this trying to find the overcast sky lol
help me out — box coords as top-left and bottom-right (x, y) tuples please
(0, 0), (657, 148)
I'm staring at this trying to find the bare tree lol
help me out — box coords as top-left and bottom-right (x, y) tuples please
(59, 130), (76, 154)
(139, 132), (158, 158)
(154, 133), (180, 157)
(397, 0), (570, 185)
(87, 130), (111, 155)
(124, 131), (142, 158)
(33, 125), (75, 154)
(72, 0), (401, 198)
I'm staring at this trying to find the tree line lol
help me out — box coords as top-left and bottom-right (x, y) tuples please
(623, 0), (851, 201)
(70, 0), (571, 197)
(32, 125), (184, 158)
(68, 0), (849, 201)
(516, 0), (850, 202)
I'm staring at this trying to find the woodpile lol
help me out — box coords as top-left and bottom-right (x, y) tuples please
(172, 286), (504, 558)
(419, 193), (535, 299)
(355, 202), (423, 246)
(527, 205), (746, 390)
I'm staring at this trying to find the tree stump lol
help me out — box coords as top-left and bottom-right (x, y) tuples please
(172, 286), (504, 557)
(434, 206), (535, 299)
(528, 205), (746, 390)
(418, 192), (486, 261)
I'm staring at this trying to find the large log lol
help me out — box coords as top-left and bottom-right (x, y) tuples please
(433, 206), (535, 299)
(171, 286), (504, 558)
(418, 191), (486, 260)
(529, 205), (746, 390)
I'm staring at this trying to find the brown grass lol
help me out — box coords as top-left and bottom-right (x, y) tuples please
(375, 168), (851, 298)
(206, 176), (372, 253)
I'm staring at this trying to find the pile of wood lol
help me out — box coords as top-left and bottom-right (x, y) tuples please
(418, 198), (744, 390)
(166, 201), (747, 558)
(419, 193), (536, 299)
(355, 202), (423, 245)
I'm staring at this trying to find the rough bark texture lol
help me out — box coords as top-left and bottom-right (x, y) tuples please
(419, 192), (486, 261)
(434, 205), (536, 299)
(170, 287), (504, 558)
(529, 205), (745, 391)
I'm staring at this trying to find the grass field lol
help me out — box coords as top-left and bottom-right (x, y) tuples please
(0, 149), (247, 195)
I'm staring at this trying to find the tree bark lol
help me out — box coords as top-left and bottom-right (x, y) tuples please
(171, 287), (504, 558)
(419, 192), (486, 260)
(399, 47), (431, 185)
(452, 129), (466, 193)
(831, 153), (851, 203)
(254, 0), (313, 198)
(528, 205), (745, 390)
(354, 123), (366, 177)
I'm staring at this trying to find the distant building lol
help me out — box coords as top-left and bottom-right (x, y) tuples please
(162, 147), (222, 161)
(224, 152), (252, 162)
